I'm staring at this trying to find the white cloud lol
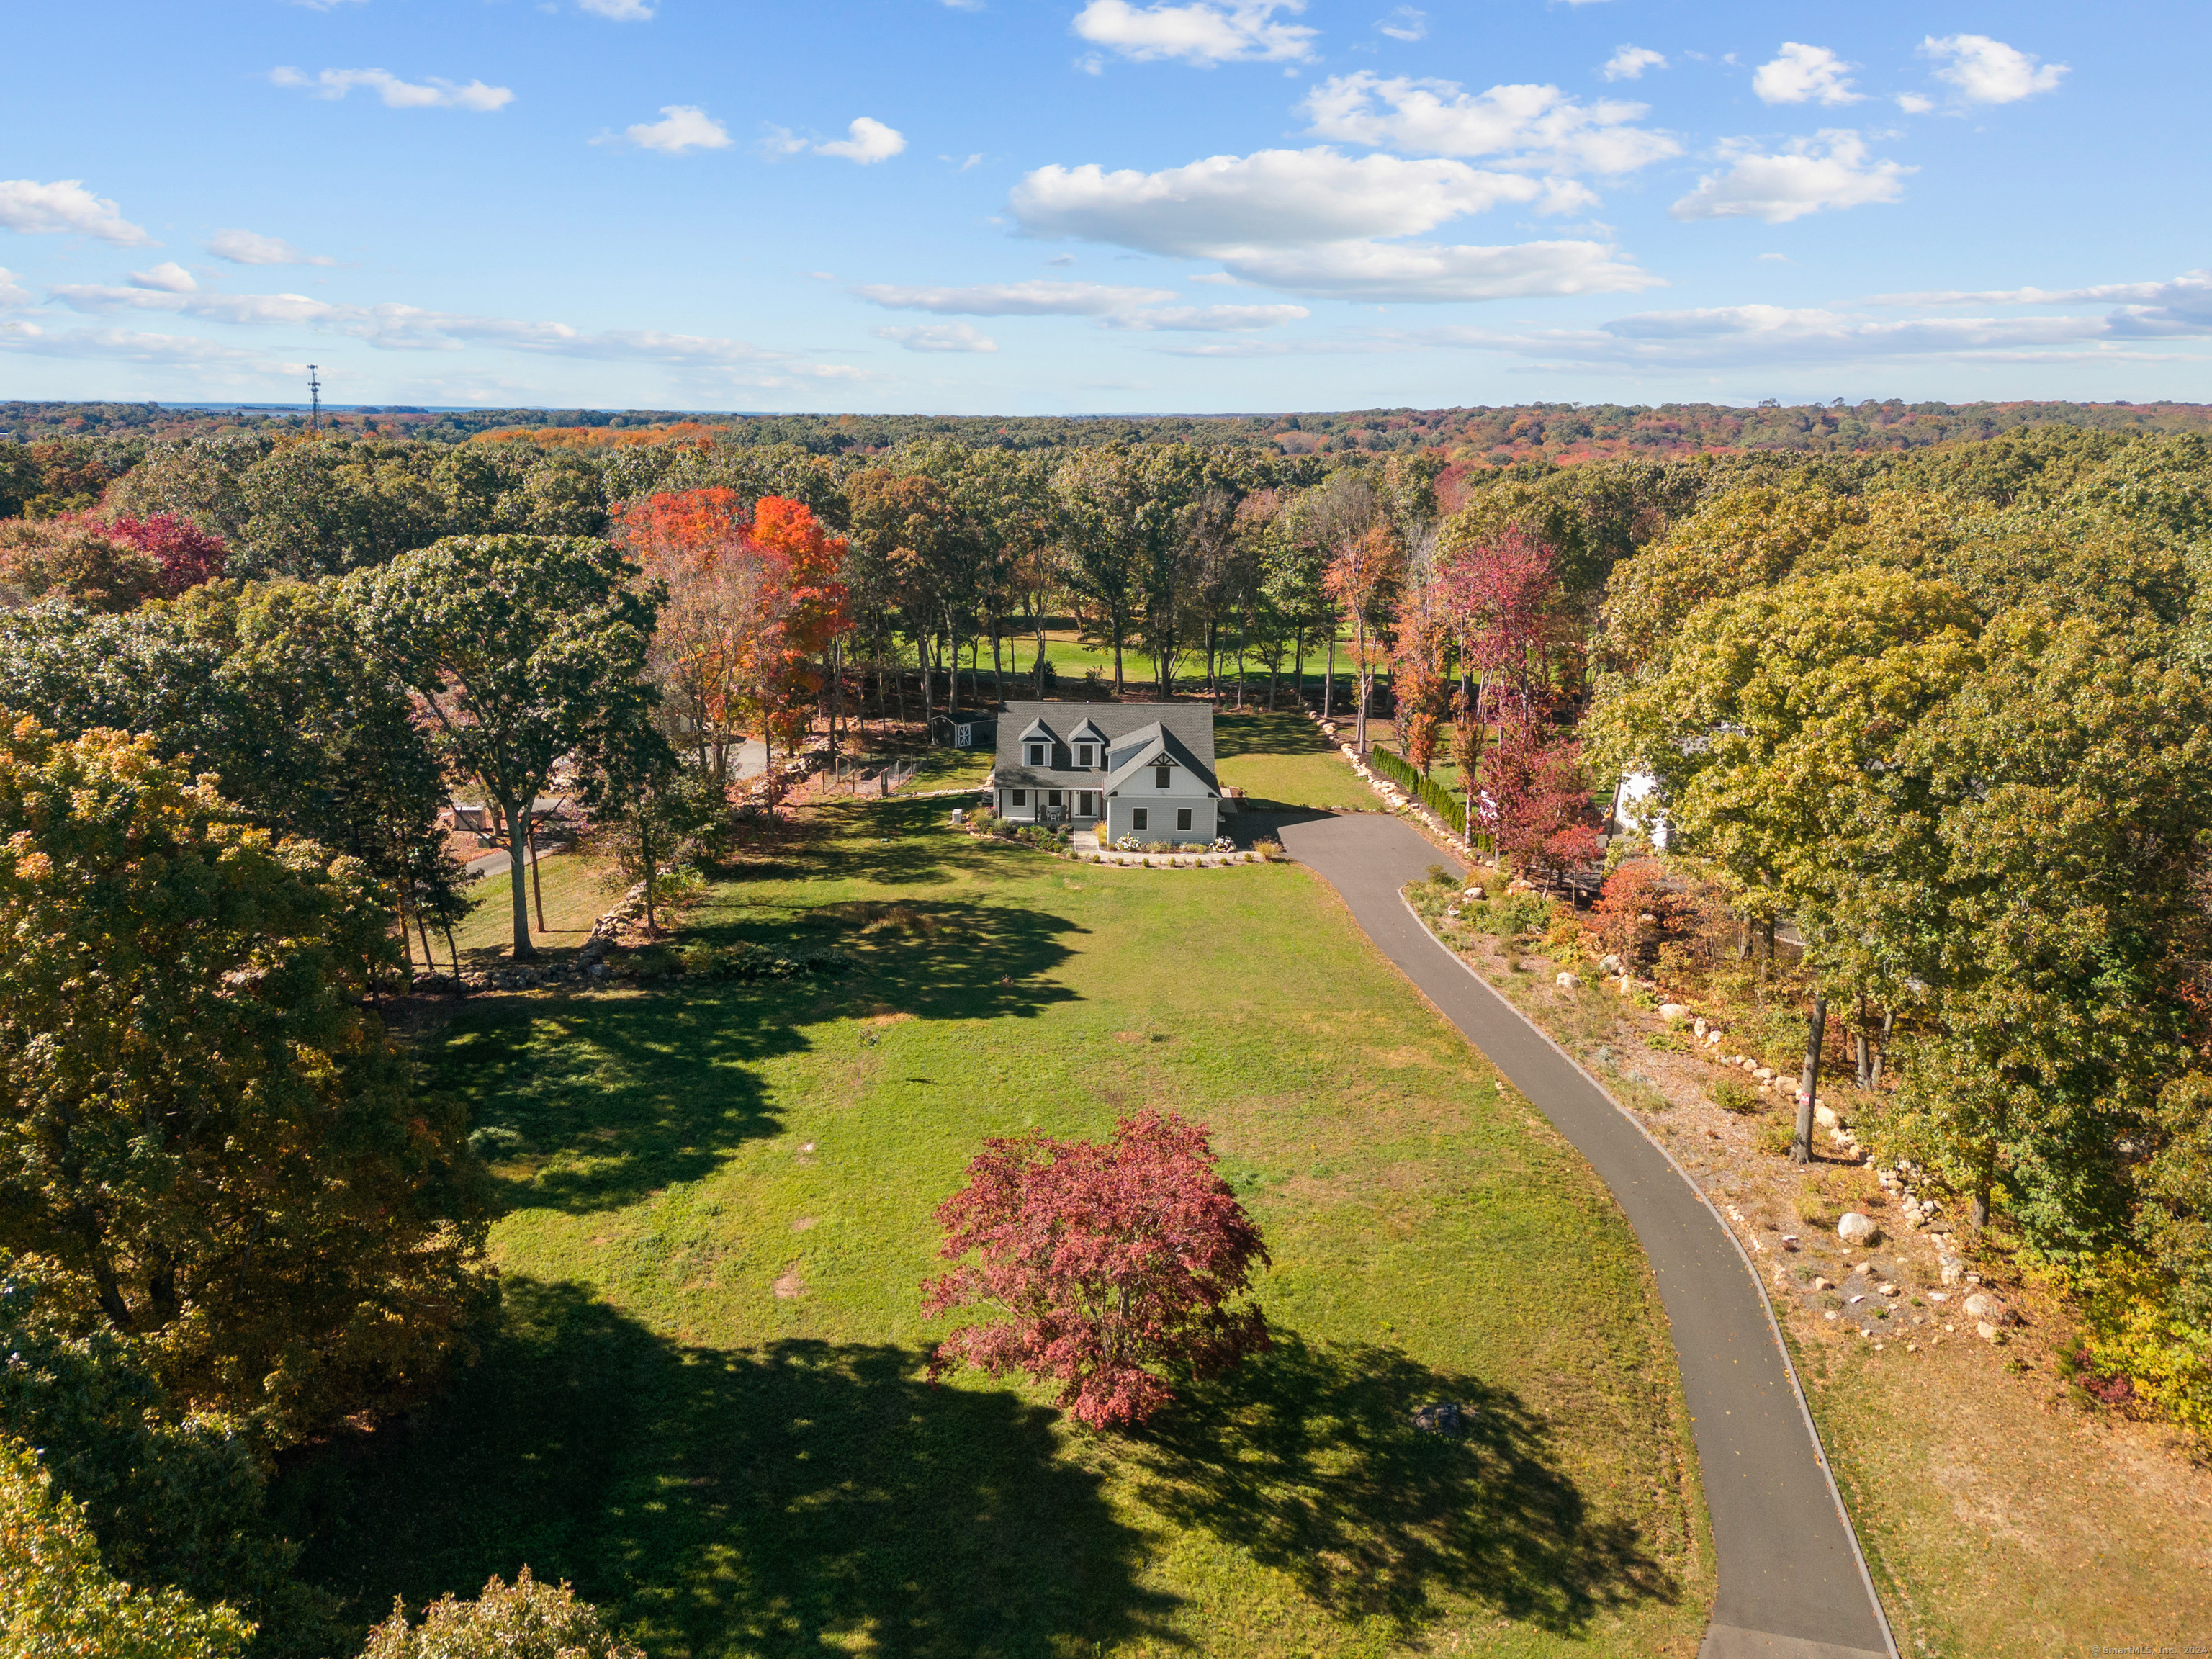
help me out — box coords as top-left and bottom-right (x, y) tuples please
(0, 269), (32, 308)
(1072, 0), (1317, 66)
(205, 228), (338, 266)
(0, 179), (155, 246)
(1866, 271), (2212, 338)
(1921, 35), (2066, 104)
(0, 323), (278, 366)
(1671, 130), (1910, 224)
(1751, 42), (1861, 106)
(580, 0), (655, 17)
(1601, 46), (1665, 83)
(1210, 240), (1656, 302)
(1102, 302), (1309, 329)
(873, 323), (999, 352)
(1010, 145), (1653, 302)
(269, 68), (515, 112)
(284, 0), (366, 9)
(1014, 148), (1573, 254)
(606, 105), (732, 153)
(817, 117), (907, 164)
(128, 261), (197, 293)
(1895, 93), (1935, 114)
(1302, 73), (1678, 174)
(855, 279), (1179, 315)
(1377, 7), (1425, 42)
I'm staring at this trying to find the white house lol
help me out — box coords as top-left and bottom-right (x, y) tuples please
(987, 701), (1223, 845)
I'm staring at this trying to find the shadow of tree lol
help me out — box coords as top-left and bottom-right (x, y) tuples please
(278, 1280), (1179, 1658)
(1213, 711), (1338, 762)
(1129, 1334), (1676, 1636)
(433, 889), (1084, 1215)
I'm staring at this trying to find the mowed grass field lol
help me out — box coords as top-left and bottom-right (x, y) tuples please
(282, 796), (1712, 1658)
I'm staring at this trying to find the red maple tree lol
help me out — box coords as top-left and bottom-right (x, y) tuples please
(60, 511), (227, 596)
(1483, 716), (1602, 884)
(923, 1110), (1271, 1429)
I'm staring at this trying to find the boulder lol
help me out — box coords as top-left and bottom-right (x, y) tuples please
(1556, 971), (1581, 990)
(1977, 1321), (2002, 1344)
(1754, 1066), (1776, 1082)
(1963, 1291), (2008, 1325)
(1838, 1212), (1880, 1246)
(1813, 1103), (1840, 1130)
(1693, 1017), (1709, 1038)
(1704, 1030), (1723, 1047)
(1599, 953), (1624, 975)
(1659, 1003), (1692, 1022)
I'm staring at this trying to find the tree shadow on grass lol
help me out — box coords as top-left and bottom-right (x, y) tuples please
(433, 894), (1084, 1215)
(1213, 710), (1338, 761)
(278, 1280), (1177, 1659)
(1130, 1334), (1676, 1637)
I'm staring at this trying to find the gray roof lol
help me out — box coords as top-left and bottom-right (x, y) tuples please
(990, 701), (1218, 793)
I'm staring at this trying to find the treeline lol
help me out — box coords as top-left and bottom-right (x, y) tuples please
(1563, 426), (2212, 1440)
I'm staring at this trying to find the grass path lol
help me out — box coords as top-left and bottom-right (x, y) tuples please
(283, 796), (1711, 1658)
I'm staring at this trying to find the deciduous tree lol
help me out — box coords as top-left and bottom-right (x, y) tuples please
(924, 1110), (1270, 1429)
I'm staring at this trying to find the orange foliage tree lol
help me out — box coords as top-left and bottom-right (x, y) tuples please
(614, 490), (850, 790)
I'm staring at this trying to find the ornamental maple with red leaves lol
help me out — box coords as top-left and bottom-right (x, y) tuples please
(922, 1110), (1271, 1430)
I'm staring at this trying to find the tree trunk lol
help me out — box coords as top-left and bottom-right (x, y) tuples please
(498, 797), (534, 958)
(1352, 613), (1369, 754)
(992, 619), (1003, 709)
(1791, 991), (1827, 1164)
(642, 815), (658, 937)
(444, 922), (462, 980)
(1871, 1008), (1892, 1089)
(1854, 993), (1871, 1088)
(1323, 626), (1336, 718)
(528, 814), (547, 933)
(414, 907), (436, 975)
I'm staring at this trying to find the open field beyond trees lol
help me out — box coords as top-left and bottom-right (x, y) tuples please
(279, 796), (1712, 1658)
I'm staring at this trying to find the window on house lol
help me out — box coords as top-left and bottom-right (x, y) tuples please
(1079, 791), (1097, 816)
(1133, 807), (1149, 831)
(1028, 743), (1046, 765)
(1177, 808), (1192, 831)
(1048, 790), (1063, 806)
(1154, 764), (1171, 789)
(1012, 789), (1027, 806)
(1077, 743), (1095, 768)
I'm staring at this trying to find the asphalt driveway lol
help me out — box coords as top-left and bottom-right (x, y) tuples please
(1277, 813), (1893, 1659)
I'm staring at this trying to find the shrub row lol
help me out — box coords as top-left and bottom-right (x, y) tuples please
(1369, 745), (1472, 840)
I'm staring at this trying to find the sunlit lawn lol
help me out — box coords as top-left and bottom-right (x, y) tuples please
(285, 781), (1711, 1658)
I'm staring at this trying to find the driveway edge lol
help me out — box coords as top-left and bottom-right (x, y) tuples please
(1391, 891), (1899, 1659)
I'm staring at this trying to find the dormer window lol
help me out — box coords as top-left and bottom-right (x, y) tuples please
(1077, 743), (1095, 768)
(1154, 763), (1172, 789)
(1028, 743), (1046, 766)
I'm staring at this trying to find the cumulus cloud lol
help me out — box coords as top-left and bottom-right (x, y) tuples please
(873, 322), (999, 352)
(205, 228), (338, 266)
(1671, 130), (1910, 223)
(1072, 0), (1317, 66)
(817, 117), (907, 163)
(0, 269), (32, 308)
(1751, 42), (1861, 106)
(580, 0), (655, 17)
(1010, 145), (1653, 302)
(0, 179), (155, 246)
(605, 105), (732, 153)
(269, 67), (515, 112)
(855, 279), (1179, 315)
(1601, 46), (1665, 83)
(1303, 72), (1678, 174)
(127, 261), (197, 293)
(1895, 93), (1935, 114)
(1102, 302), (1309, 329)
(1377, 7), (1425, 42)
(1921, 35), (2067, 104)
(1013, 148), (1575, 255)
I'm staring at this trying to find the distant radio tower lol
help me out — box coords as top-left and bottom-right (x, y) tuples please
(308, 364), (322, 431)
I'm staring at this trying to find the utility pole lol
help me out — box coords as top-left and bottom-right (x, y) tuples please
(308, 364), (321, 431)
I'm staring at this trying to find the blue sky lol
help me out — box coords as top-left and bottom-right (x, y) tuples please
(2, 0), (2203, 413)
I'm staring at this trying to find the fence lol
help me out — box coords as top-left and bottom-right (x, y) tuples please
(1369, 745), (1478, 843)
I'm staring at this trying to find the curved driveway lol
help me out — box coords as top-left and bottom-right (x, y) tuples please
(1277, 814), (1893, 1659)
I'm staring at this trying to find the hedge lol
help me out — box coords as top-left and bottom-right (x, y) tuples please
(1369, 744), (1478, 842)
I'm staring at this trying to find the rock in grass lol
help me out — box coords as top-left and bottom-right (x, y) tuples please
(1838, 1212), (1880, 1246)
(1660, 1003), (1692, 1022)
(1556, 971), (1581, 990)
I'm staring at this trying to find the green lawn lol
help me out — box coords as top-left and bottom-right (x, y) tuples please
(1215, 710), (1383, 813)
(440, 853), (619, 966)
(284, 796), (1710, 1658)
